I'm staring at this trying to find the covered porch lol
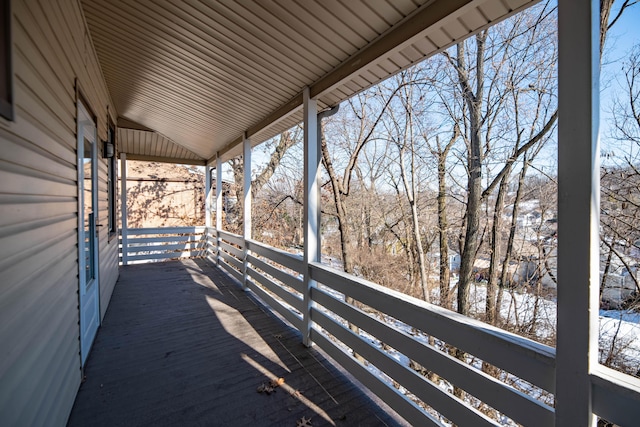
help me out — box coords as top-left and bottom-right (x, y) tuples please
(2, 0), (639, 425)
(90, 0), (640, 425)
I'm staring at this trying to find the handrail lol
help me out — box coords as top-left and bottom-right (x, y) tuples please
(217, 229), (243, 246)
(591, 365), (640, 425)
(199, 230), (556, 425)
(246, 239), (303, 273)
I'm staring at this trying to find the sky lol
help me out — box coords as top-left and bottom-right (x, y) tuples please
(600, 3), (640, 157)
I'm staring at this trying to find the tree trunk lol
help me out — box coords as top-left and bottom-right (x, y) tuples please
(398, 139), (429, 301)
(434, 130), (458, 310)
(456, 32), (487, 316)
(320, 123), (365, 362)
(498, 160), (529, 315)
(486, 166), (511, 324)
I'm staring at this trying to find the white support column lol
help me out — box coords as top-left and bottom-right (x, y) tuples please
(216, 155), (223, 265)
(556, 1), (600, 425)
(120, 153), (128, 266)
(302, 87), (319, 347)
(242, 133), (252, 291)
(205, 165), (212, 228)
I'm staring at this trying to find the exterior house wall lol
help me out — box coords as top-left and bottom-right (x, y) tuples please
(0, 1), (118, 425)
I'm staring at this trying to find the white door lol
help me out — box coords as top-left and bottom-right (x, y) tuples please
(77, 100), (100, 366)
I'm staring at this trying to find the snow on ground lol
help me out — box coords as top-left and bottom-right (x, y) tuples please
(465, 282), (640, 374)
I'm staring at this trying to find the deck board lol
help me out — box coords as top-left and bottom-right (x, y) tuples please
(67, 259), (408, 426)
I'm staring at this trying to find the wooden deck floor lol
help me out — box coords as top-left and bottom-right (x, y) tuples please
(68, 259), (408, 427)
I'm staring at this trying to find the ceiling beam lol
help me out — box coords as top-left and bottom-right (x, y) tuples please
(121, 153), (206, 166)
(117, 117), (155, 132)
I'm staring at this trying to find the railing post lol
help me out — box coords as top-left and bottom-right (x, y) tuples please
(242, 133), (252, 291)
(302, 87), (319, 347)
(216, 155), (223, 265)
(556, 0), (600, 425)
(120, 153), (128, 265)
(205, 164), (212, 258)
(205, 164), (212, 229)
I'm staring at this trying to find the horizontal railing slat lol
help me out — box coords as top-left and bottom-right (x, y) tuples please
(127, 226), (206, 235)
(218, 258), (243, 283)
(246, 278), (303, 330)
(247, 268), (303, 312)
(312, 308), (498, 427)
(127, 235), (204, 245)
(128, 243), (205, 253)
(246, 239), (303, 274)
(247, 254), (303, 294)
(218, 230), (244, 246)
(219, 250), (242, 271)
(592, 366), (640, 427)
(309, 330), (444, 427)
(127, 250), (204, 262)
(309, 262), (556, 393)
(219, 241), (243, 259)
(312, 287), (554, 426)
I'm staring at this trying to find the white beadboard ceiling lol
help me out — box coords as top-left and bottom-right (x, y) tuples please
(81, 0), (538, 165)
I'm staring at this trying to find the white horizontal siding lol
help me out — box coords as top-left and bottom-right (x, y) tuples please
(0, 0), (118, 425)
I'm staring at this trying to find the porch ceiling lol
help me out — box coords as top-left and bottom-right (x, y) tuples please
(81, 0), (537, 164)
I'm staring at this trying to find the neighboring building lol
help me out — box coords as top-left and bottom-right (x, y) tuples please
(124, 161), (205, 228)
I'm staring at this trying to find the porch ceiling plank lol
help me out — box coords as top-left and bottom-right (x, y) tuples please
(93, 0), (307, 92)
(163, 0), (318, 81)
(91, 29), (281, 116)
(96, 55), (270, 123)
(80, 0), (538, 165)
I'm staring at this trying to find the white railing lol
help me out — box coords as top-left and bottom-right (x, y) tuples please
(309, 264), (555, 426)
(198, 227), (640, 426)
(120, 226), (207, 264)
(207, 229), (554, 425)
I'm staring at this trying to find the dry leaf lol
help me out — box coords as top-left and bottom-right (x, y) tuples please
(296, 416), (312, 427)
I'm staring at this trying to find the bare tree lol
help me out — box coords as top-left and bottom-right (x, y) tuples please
(442, 4), (559, 317)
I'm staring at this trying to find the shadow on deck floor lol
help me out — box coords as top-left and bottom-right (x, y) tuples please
(67, 259), (408, 426)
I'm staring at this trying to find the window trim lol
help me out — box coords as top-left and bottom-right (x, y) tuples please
(0, 0), (14, 121)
